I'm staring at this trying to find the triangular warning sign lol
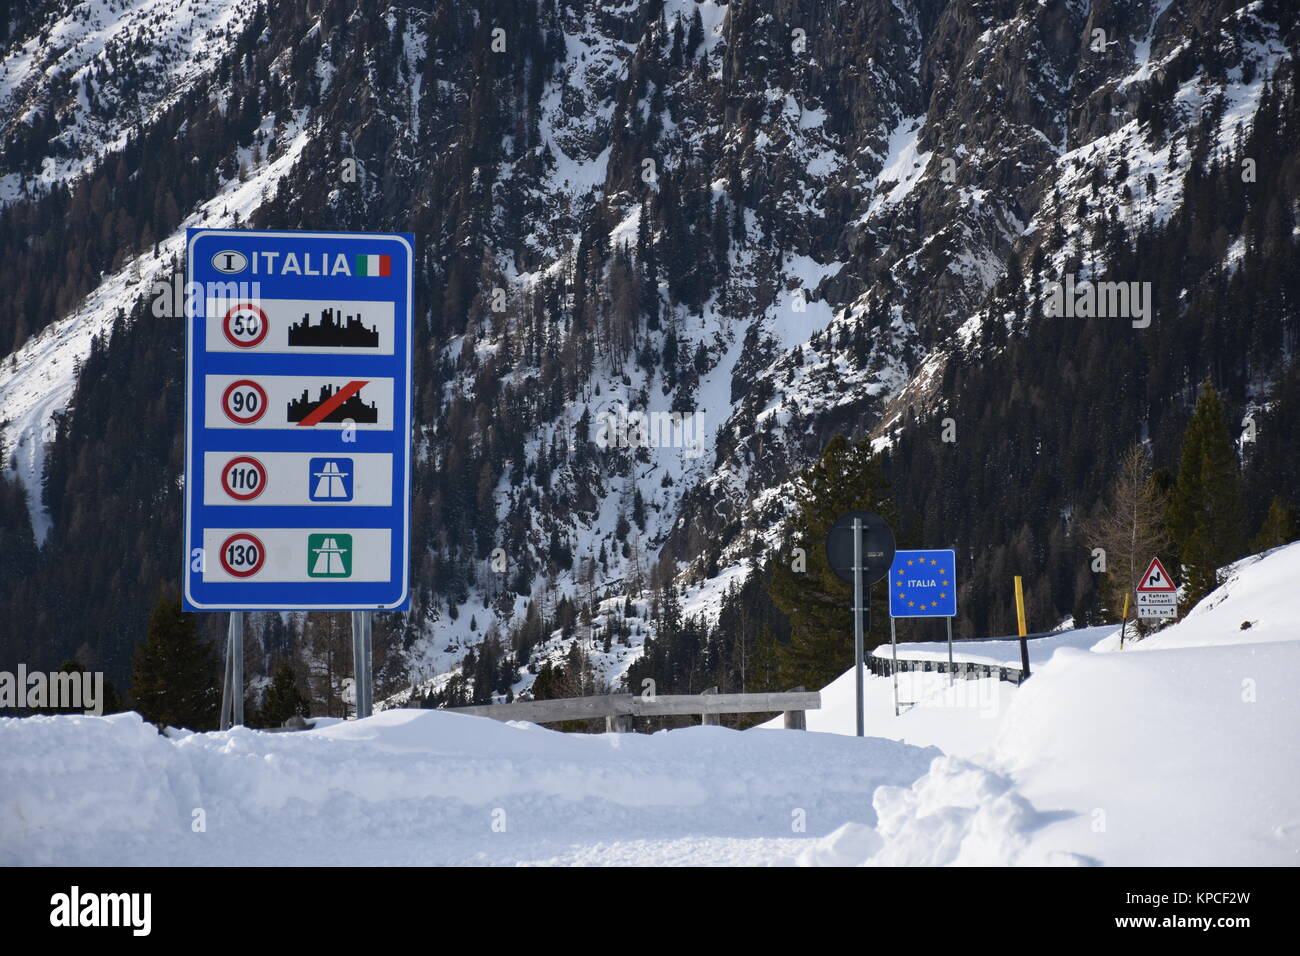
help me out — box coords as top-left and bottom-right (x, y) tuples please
(1137, 557), (1177, 592)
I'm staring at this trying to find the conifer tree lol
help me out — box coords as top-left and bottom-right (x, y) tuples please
(766, 435), (896, 690)
(258, 663), (310, 727)
(129, 597), (220, 731)
(749, 624), (782, 693)
(1167, 380), (1244, 607)
(1250, 495), (1298, 553)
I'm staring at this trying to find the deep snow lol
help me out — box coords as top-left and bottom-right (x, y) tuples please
(784, 542), (1300, 865)
(3, 544), (1298, 866)
(0, 708), (935, 866)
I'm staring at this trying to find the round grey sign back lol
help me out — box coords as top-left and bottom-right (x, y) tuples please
(824, 511), (896, 585)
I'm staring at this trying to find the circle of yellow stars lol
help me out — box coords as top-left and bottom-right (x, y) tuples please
(895, 557), (950, 609)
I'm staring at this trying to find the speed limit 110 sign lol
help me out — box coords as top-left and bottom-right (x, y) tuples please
(183, 229), (413, 611)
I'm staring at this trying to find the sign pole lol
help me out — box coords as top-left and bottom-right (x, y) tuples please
(349, 609), (373, 719)
(826, 510), (894, 738)
(363, 610), (374, 717)
(350, 611), (363, 718)
(853, 518), (865, 738)
(948, 542), (956, 684)
(1014, 576), (1030, 678)
(230, 611), (244, 726)
(360, 610), (369, 717)
(890, 616), (900, 716)
(946, 616), (954, 686)
(219, 625), (233, 731)
(1119, 591), (1130, 650)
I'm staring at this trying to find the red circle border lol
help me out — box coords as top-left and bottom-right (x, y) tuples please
(220, 456), (267, 501)
(218, 532), (266, 578)
(221, 379), (268, 425)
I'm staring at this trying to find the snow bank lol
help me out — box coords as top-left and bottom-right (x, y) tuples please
(6, 544), (1297, 866)
(0, 708), (936, 866)
(763, 667), (1017, 759)
(869, 756), (1045, 866)
(992, 640), (1300, 865)
(795, 638), (1300, 866)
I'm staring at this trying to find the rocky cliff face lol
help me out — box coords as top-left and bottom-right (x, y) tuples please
(0, 0), (1296, 704)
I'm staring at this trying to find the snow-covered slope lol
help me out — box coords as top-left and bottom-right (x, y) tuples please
(1095, 543), (1300, 651)
(0, 0), (265, 203)
(793, 542), (1300, 865)
(0, 111), (312, 540)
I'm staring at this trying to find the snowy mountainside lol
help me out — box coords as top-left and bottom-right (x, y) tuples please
(0, 0), (267, 203)
(0, 0), (1296, 704)
(0, 110), (313, 541)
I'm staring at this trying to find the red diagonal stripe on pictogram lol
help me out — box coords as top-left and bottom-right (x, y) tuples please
(297, 380), (369, 427)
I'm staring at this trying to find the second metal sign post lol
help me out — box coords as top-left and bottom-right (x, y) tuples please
(825, 511), (896, 736)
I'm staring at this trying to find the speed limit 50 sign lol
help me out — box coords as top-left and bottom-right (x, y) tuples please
(183, 229), (413, 610)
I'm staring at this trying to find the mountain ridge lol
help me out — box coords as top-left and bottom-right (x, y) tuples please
(0, 0), (1296, 711)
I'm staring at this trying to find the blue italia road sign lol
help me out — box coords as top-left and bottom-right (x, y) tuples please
(889, 549), (957, 618)
(183, 229), (413, 610)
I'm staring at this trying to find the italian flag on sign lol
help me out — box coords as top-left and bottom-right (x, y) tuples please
(355, 253), (392, 277)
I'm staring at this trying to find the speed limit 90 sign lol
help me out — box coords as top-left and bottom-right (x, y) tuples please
(221, 379), (267, 424)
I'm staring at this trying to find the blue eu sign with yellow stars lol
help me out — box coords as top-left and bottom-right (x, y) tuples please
(889, 549), (957, 618)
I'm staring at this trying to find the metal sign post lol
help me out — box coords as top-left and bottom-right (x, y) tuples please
(947, 543), (955, 684)
(889, 616), (900, 716)
(853, 518), (865, 737)
(364, 611), (373, 716)
(350, 610), (363, 718)
(826, 511), (896, 737)
(220, 611), (243, 730)
(350, 610), (374, 718)
(219, 622), (232, 730)
(946, 617), (954, 686)
(232, 611), (244, 726)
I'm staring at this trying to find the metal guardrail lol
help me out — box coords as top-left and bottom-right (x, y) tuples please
(259, 716), (317, 733)
(446, 689), (820, 732)
(867, 654), (1025, 685)
(936, 630), (1056, 644)
(865, 630), (1059, 686)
